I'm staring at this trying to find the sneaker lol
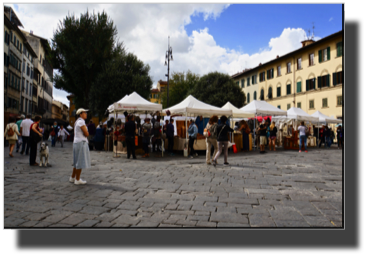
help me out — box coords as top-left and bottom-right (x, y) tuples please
(69, 177), (75, 183)
(224, 162), (229, 166)
(299, 150), (302, 153)
(74, 179), (87, 185)
(212, 160), (217, 167)
(305, 150), (308, 153)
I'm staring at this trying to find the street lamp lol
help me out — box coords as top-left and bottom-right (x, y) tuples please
(164, 36), (173, 107)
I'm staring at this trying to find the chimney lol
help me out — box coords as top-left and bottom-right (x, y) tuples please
(301, 40), (314, 47)
(30, 30), (33, 34)
(259, 63), (262, 66)
(276, 55), (279, 59)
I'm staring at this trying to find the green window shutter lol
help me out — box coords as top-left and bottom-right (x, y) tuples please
(327, 74), (330, 87)
(327, 46), (330, 60)
(333, 72), (337, 86)
(306, 79), (309, 91)
(272, 68), (274, 78)
(247, 93), (250, 103)
(318, 76), (322, 88)
(254, 91), (257, 100)
(297, 82), (301, 93)
(287, 84), (291, 95)
(252, 76), (254, 85)
(318, 50), (322, 63)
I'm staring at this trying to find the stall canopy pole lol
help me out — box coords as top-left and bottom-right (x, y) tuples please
(185, 112), (188, 148)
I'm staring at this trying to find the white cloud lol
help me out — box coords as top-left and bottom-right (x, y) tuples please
(329, 17), (334, 22)
(11, 4), (311, 107)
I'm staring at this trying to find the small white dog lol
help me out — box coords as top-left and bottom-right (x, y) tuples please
(39, 142), (49, 167)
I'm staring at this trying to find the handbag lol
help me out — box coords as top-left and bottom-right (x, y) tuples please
(30, 125), (42, 143)
(7, 124), (15, 137)
(245, 128), (251, 134)
(203, 128), (211, 138)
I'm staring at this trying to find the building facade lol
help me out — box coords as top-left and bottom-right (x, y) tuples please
(20, 41), (37, 117)
(233, 30), (343, 120)
(149, 80), (167, 104)
(22, 30), (54, 119)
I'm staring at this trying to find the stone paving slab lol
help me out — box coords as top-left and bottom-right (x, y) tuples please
(4, 142), (343, 228)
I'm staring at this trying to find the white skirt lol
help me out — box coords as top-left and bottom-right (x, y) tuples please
(73, 141), (91, 169)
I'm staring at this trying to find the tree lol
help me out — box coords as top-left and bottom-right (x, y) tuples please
(90, 52), (152, 119)
(189, 72), (246, 108)
(49, 10), (152, 117)
(161, 70), (200, 108)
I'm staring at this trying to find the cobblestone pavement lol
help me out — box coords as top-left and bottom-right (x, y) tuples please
(4, 142), (343, 228)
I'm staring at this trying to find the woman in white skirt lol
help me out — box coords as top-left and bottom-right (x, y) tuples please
(69, 108), (91, 185)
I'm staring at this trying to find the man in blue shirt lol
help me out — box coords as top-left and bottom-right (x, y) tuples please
(188, 119), (198, 158)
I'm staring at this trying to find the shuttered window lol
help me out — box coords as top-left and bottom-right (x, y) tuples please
(337, 96), (342, 106)
(297, 81), (301, 93)
(286, 84), (291, 95)
(309, 53), (314, 66)
(259, 72), (265, 82)
(333, 71), (343, 86)
(287, 62), (291, 73)
(268, 87), (273, 99)
(309, 100), (314, 109)
(297, 102), (301, 109)
(287, 104), (291, 110)
(318, 75), (330, 88)
(277, 87), (281, 97)
(247, 77), (250, 86)
(277, 66), (281, 76)
(337, 41), (343, 57)
(247, 93), (250, 103)
(252, 75), (254, 85)
(260, 89), (264, 100)
(241, 79), (245, 88)
(322, 98), (328, 108)
(297, 58), (302, 70)
(253, 91), (257, 100)
(306, 78), (316, 91)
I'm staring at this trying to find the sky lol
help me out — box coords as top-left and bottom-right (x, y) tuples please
(9, 3), (343, 106)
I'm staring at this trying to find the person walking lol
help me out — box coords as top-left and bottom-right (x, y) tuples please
(51, 121), (59, 147)
(166, 118), (175, 156)
(318, 125), (325, 148)
(213, 116), (233, 166)
(239, 120), (250, 152)
(268, 121), (278, 151)
(297, 121), (308, 153)
(188, 119), (198, 159)
(5, 117), (21, 157)
(29, 116), (43, 166)
(141, 118), (152, 158)
(205, 116), (218, 164)
(94, 123), (105, 151)
(257, 123), (267, 154)
(69, 109), (91, 185)
(337, 125), (343, 149)
(19, 114), (33, 155)
(58, 125), (70, 148)
(124, 114), (137, 159)
(15, 115), (24, 153)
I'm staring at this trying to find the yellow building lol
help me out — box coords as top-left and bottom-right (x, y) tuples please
(149, 80), (167, 104)
(67, 94), (106, 127)
(233, 30), (343, 120)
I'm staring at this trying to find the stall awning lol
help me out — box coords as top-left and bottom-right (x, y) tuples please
(221, 102), (254, 118)
(311, 111), (342, 124)
(109, 92), (162, 114)
(240, 100), (287, 116)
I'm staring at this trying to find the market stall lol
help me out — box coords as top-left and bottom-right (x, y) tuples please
(241, 100), (287, 149)
(107, 92), (162, 156)
(221, 102), (254, 151)
(273, 107), (319, 150)
(311, 111), (343, 144)
(162, 95), (232, 154)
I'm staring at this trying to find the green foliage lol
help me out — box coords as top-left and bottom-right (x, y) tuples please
(90, 52), (152, 119)
(190, 72), (246, 108)
(161, 70), (200, 108)
(49, 10), (152, 118)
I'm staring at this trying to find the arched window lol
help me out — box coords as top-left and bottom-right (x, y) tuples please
(260, 89), (264, 100)
(268, 87), (273, 99)
(247, 93), (250, 103)
(253, 91), (257, 100)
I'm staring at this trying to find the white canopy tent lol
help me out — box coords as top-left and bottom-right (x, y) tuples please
(241, 100), (287, 148)
(109, 92), (162, 114)
(106, 92), (162, 157)
(311, 111), (342, 124)
(273, 107), (320, 123)
(162, 95), (233, 153)
(222, 102), (254, 119)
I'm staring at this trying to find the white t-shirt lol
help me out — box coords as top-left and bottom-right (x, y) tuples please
(20, 118), (34, 136)
(297, 126), (307, 136)
(74, 118), (88, 143)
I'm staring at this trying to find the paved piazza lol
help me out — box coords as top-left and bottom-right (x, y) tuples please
(4, 142), (343, 228)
